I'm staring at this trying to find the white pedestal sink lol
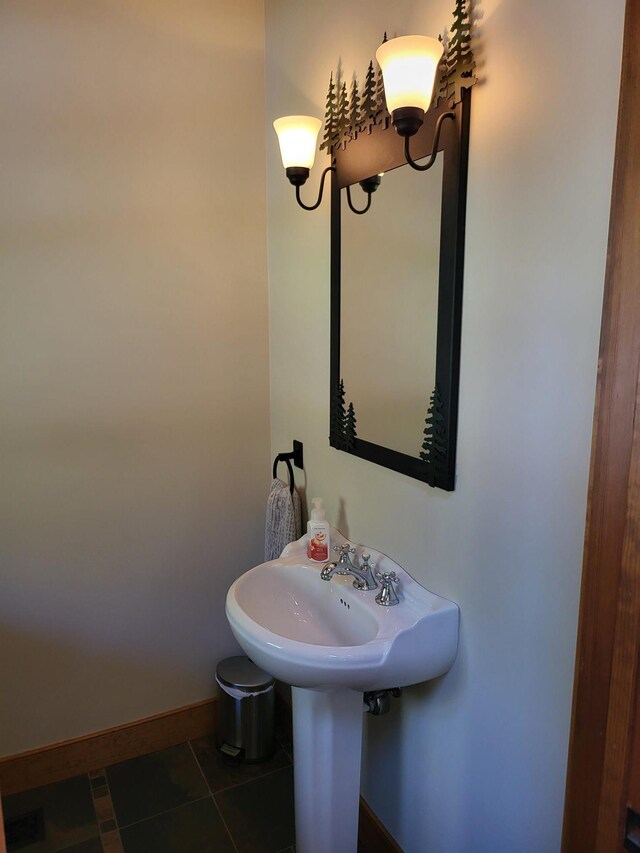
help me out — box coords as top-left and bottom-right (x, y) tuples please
(225, 531), (459, 853)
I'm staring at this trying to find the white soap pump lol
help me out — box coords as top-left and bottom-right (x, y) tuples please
(307, 498), (330, 562)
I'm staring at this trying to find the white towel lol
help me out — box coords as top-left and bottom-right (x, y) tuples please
(265, 478), (302, 561)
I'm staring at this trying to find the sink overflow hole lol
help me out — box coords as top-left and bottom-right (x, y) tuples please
(339, 598), (350, 610)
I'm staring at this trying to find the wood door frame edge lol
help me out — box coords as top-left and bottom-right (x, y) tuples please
(562, 0), (640, 849)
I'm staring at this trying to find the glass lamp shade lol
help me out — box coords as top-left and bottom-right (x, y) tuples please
(375, 35), (444, 113)
(273, 115), (322, 170)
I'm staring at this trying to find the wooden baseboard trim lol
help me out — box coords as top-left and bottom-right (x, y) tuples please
(358, 796), (404, 853)
(275, 683), (402, 852)
(0, 698), (217, 796)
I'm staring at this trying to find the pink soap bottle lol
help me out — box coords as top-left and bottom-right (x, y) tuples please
(307, 498), (330, 562)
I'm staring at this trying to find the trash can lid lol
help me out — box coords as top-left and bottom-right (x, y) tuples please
(216, 656), (275, 691)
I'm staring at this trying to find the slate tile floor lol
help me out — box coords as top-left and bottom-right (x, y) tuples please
(3, 732), (298, 853)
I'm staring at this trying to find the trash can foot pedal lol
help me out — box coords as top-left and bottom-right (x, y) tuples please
(219, 743), (242, 758)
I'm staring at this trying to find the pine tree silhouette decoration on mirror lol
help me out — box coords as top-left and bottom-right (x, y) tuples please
(330, 380), (358, 452)
(330, 379), (347, 450)
(420, 386), (449, 486)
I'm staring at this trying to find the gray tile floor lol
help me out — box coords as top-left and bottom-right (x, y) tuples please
(4, 735), (296, 853)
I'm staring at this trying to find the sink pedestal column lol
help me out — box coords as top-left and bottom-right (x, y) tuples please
(291, 686), (363, 853)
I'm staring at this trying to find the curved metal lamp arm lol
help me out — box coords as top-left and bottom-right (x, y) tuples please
(295, 166), (335, 211)
(404, 111), (455, 172)
(345, 184), (373, 215)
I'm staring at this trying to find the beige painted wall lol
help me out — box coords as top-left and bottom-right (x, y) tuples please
(0, 0), (269, 754)
(265, 0), (625, 850)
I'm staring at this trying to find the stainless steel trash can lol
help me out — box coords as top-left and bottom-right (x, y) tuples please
(216, 656), (275, 762)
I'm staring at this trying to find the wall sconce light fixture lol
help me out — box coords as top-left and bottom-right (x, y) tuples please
(273, 115), (332, 211)
(376, 35), (455, 172)
(274, 1), (477, 209)
(273, 116), (382, 213)
(273, 36), (453, 208)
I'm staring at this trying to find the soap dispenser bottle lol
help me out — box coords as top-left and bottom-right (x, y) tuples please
(307, 498), (330, 562)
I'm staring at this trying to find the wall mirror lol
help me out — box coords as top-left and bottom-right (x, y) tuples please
(329, 93), (471, 490)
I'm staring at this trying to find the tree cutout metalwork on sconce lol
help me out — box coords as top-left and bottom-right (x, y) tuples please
(336, 82), (350, 147)
(360, 63), (378, 135)
(320, 73), (338, 151)
(348, 77), (361, 140)
(320, 44), (391, 155)
(438, 0), (477, 107)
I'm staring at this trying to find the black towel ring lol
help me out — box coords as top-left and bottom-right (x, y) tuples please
(273, 456), (295, 494)
(272, 440), (304, 496)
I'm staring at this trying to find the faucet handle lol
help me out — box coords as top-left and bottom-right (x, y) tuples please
(361, 554), (376, 576)
(375, 570), (398, 583)
(334, 543), (355, 555)
(375, 571), (400, 606)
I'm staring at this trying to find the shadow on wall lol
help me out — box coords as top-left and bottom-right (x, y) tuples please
(335, 497), (350, 541)
(0, 623), (213, 757)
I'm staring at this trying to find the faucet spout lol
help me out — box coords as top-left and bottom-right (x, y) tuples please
(320, 561), (339, 580)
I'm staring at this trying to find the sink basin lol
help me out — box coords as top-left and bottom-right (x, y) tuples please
(226, 531), (459, 691)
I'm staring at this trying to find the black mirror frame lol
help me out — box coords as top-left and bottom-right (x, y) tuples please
(329, 88), (472, 490)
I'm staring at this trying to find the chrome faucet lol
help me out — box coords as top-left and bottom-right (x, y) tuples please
(321, 544), (378, 591)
